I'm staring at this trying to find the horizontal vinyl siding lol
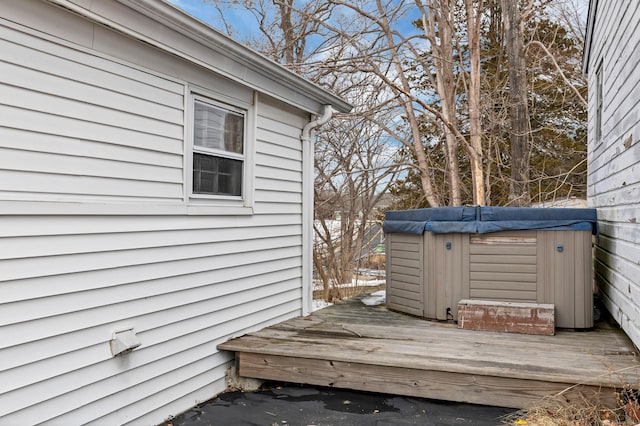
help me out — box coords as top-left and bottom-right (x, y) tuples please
(0, 11), (308, 426)
(253, 96), (307, 214)
(386, 234), (423, 316)
(0, 21), (185, 203)
(587, 0), (640, 347)
(0, 214), (305, 424)
(469, 233), (538, 302)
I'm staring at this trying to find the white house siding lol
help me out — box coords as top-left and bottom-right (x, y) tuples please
(0, 19), (184, 203)
(0, 1), (321, 424)
(585, 1), (640, 346)
(255, 100), (305, 214)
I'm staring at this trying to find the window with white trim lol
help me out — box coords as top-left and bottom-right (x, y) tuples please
(595, 61), (603, 144)
(191, 96), (246, 198)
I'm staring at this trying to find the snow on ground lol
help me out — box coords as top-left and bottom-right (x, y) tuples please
(360, 290), (386, 306)
(312, 290), (386, 312)
(312, 276), (386, 311)
(312, 299), (333, 312)
(313, 278), (386, 291)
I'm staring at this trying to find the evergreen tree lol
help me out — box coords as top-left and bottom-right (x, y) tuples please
(389, 2), (587, 209)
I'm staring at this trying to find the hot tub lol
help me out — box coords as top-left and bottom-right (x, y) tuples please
(383, 206), (597, 329)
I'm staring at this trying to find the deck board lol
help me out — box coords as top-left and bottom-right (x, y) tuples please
(218, 296), (640, 408)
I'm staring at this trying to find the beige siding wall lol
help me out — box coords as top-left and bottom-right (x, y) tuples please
(586, 1), (640, 346)
(0, 4), (309, 425)
(469, 232), (537, 302)
(426, 233), (468, 320)
(386, 233), (424, 316)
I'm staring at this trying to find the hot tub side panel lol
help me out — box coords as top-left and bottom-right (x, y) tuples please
(466, 229), (593, 328)
(385, 208), (595, 329)
(468, 231), (538, 303)
(537, 230), (594, 328)
(386, 233), (424, 316)
(426, 233), (469, 321)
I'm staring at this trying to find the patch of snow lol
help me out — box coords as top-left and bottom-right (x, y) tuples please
(352, 278), (386, 287)
(313, 278), (386, 291)
(361, 290), (386, 306)
(312, 299), (333, 312)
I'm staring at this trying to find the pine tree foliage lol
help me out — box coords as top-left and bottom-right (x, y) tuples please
(389, 0), (587, 208)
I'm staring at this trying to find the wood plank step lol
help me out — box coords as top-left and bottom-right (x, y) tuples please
(217, 298), (640, 409)
(220, 330), (638, 387)
(236, 352), (616, 409)
(267, 317), (632, 354)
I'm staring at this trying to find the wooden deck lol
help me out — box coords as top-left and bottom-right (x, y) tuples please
(218, 296), (640, 409)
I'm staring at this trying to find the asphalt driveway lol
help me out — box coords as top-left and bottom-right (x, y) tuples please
(163, 383), (515, 426)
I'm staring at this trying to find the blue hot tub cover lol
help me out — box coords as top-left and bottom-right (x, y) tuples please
(383, 206), (597, 235)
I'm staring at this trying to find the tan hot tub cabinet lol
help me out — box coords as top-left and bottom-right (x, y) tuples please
(383, 206), (597, 329)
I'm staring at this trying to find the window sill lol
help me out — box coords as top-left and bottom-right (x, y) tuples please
(0, 200), (254, 216)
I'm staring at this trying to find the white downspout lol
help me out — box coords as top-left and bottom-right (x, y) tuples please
(301, 105), (333, 316)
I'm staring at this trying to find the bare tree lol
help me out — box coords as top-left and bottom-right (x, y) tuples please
(203, 0), (334, 72)
(414, 0), (462, 205)
(206, 0), (492, 208)
(313, 77), (400, 300)
(463, 0), (486, 205)
(205, 0), (404, 301)
(329, 0), (491, 206)
(328, 0), (444, 206)
(501, 0), (531, 206)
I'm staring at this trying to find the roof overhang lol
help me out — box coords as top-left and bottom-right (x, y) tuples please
(582, 0), (598, 74)
(44, 0), (352, 115)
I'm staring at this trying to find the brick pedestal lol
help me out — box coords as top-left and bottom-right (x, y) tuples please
(457, 299), (555, 336)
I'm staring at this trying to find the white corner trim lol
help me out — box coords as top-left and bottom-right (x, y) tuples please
(300, 106), (333, 316)
(301, 126), (315, 316)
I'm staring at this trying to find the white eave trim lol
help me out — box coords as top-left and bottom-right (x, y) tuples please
(582, 0), (598, 74)
(44, 0), (352, 115)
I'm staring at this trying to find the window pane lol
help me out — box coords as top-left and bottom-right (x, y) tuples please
(194, 100), (244, 154)
(224, 112), (244, 154)
(193, 153), (242, 196)
(595, 64), (603, 143)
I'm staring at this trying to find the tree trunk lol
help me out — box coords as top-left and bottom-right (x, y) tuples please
(429, 0), (462, 206)
(464, 0), (485, 205)
(276, 0), (295, 65)
(377, 0), (442, 207)
(501, 0), (531, 206)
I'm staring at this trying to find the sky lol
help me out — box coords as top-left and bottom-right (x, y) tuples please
(166, 0), (222, 25)
(166, 0), (259, 40)
(165, 0), (427, 46)
(165, 0), (588, 49)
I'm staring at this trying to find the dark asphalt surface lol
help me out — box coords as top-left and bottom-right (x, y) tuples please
(164, 383), (515, 426)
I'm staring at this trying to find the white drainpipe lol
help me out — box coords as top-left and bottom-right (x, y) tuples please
(301, 105), (333, 315)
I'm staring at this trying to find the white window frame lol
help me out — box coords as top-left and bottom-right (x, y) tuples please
(185, 88), (255, 210)
(595, 60), (603, 144)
